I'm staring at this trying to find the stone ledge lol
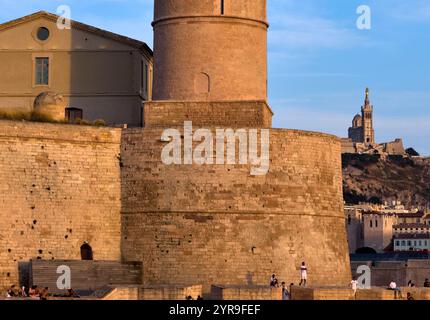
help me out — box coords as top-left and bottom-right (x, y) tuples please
(0, 119), (122, 144)
(143, 100), (273, 128)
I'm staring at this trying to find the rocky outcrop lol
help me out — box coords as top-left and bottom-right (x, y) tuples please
(343, 154), (430, 207)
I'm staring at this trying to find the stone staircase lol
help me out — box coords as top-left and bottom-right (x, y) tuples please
(29, 260), (142, 294)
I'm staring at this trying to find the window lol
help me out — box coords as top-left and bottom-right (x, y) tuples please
(375, 220), (378, 228)
(141, 60), (144, 92)
(66, 108), (83, 122)
(221, 0), (225, 15)
(408, 241), (412, 246)
(35, 57), (49, 85)
(37, 27), (50, 41)
(145, 64), (149, 95)
(419, 241), (422, 246)
(141, 61), (149, 97)
(370, 220), (373, 228)
(348, 215), (351, 225)
(396, 241), (400, 246)
(401, 241), (406, 246)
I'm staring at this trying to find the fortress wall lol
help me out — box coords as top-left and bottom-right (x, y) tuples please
(121, 127), (351, 293)
(0, 120), (122, 289)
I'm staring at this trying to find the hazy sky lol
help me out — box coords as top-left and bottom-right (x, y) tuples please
(1, 0), (429, 154)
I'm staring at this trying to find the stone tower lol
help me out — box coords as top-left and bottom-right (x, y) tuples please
(152, 0), (268, 102)
(361, 87), (375, 146)
(121, 0), (351, 295)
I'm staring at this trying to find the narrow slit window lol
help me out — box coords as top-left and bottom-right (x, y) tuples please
(141, 60), (144, 92)
(145, 64), (149, 95)
(221, 0), (224, 15)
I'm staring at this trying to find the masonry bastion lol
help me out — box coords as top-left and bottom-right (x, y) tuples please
(120, 126), (351, 293)
(0, 120), (351, 293)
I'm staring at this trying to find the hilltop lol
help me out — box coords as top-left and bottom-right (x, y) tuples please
(343, 154), (430, 207)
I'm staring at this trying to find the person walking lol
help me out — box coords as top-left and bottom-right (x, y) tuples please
(351, 277), (358, 296)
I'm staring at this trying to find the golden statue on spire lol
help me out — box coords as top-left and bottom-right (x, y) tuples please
(365, 87), (370, 104)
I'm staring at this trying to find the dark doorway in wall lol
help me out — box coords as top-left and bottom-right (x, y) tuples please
(80, 243), (93, 260)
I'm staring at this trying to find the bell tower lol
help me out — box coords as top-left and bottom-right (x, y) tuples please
(361, 87), (375, 146)
(152, 0), (268, 102)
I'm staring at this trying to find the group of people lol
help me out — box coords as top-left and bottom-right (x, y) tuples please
(270, 262), (308, 300)
(6, 285), (79, 300)
(387, 278), (430, 300)
(6, 285), (49, 300)
(350, 277), (430, 300)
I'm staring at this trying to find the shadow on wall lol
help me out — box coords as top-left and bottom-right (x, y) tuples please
(68, 23), (143, 126)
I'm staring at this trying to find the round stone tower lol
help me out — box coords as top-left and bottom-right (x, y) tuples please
(152, 0), (268, 102)
(121, 0), (352, 297)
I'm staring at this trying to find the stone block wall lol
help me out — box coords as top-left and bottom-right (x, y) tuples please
(102, 286), (140, 300)
(351, 260), (430, 287)
(139, 285), (202, 300)
(102, 285), (202, 300)
(30, 260), (142, 293)
(291, 286), (355, 300)
(211, 285), (282, 300)
(144, 101), (273, 128)
(0, 120), (122, 290)
(121, 127), (351, 294)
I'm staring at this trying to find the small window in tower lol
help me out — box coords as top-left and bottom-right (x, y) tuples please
(221, 0), (224, 15)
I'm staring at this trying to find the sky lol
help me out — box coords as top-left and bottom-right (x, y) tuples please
(1, 0), (429, 154)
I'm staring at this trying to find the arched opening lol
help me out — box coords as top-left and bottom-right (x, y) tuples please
(355, 247), (377, 254)
(80, 243), (93, 260)
(194, 72), (211, 98)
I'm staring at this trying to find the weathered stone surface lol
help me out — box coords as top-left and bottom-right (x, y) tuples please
(0, 120), (122, 290)
(120, 127), (351, 294)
